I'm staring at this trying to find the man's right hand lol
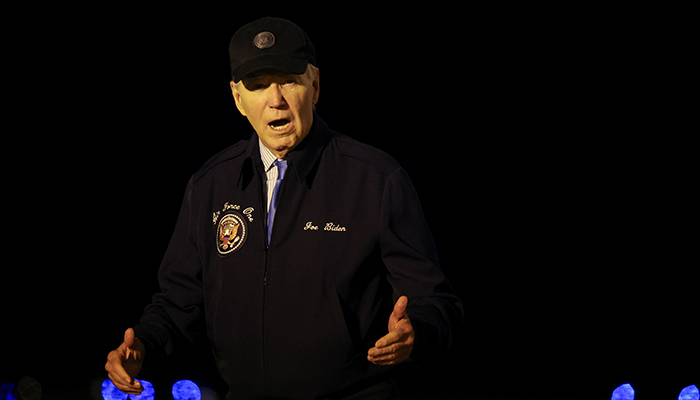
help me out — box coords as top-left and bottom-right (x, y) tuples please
(105, 328), (145, 395)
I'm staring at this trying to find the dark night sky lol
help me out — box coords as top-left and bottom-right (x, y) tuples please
(3, 1), (696, 399)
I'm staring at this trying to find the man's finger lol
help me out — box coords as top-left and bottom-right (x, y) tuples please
(107, 371), (133, 391)
(111, 378), (143, 395)
(377, 319), (413, 347)
(107, 365), (143, 395)
(105, 354), (132, 386)
(390, 296), (408, 321)
(394, 296), (408, 313)
(375, 330), (400, 348)
(123, 328), (136, 348)
(367, 344), (413, 365)
(369, 342), (408, 356)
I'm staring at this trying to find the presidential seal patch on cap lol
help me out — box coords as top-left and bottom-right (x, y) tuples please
(253, 31), (276, 49)
(215, 211), (248, 256)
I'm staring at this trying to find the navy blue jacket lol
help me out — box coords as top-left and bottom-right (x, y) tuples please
(134, 114), (463, 399)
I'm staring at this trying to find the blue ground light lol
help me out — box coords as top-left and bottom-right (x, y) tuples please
(611, 384), (635, 400)
(101, 380), (154, 400)
(0, 380), (17, 400)
(101, 379), (201, 400)
(129, 381), (155, 400)
(608, 384), (699, 400)
(100, 380), (127, 400)
(679, 385), (700, 400)
(171, 380), (201, 400)
(97, 379), (700, 400)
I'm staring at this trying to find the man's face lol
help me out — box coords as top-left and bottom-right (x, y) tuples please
(230, 65), (320, 159)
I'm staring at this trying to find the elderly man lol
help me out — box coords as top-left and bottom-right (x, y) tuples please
(106, 17), (463, 400)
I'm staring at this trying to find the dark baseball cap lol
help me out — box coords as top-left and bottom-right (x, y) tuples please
(229, 17), (316, 83)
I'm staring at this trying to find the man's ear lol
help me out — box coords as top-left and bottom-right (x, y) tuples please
(230, 81), (246, 116)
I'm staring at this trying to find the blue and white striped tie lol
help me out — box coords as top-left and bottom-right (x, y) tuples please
(267, 159), (288, 243)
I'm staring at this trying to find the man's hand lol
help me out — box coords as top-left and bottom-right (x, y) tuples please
(105, 328), (146, 395)
(367, 295), (414, 365)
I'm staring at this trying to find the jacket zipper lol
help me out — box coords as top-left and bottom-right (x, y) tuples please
(255, 165), (270, 393)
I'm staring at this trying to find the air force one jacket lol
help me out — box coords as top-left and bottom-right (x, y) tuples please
(134, 114), (464, 399)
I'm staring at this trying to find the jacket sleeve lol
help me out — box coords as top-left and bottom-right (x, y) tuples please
(133, 175), (206, 358)
(380, 167), (464, 361)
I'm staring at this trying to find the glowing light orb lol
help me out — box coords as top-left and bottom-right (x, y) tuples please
(611, 383), (635, 400)
(101, 379), (154, 400)
(172, 380), (201, 400)
(679, 385), (699, 400)
(101, 380), (127, 400)
(0, 380), (17, 400)
(129, 380), (155, 400)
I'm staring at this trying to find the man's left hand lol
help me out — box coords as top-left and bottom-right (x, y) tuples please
(367, 295), (414, 365)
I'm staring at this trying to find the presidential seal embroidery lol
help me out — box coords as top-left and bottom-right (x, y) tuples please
(215, 211), (248, 255)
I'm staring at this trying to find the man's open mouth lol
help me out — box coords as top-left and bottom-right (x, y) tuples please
(269, 119), (291, 131)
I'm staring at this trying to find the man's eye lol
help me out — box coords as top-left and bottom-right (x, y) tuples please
(245, 82), (266, 90)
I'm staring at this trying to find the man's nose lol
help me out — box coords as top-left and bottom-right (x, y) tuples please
(266, 84), (287, 108)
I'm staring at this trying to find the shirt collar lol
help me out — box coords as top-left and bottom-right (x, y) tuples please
(258, 138), (279, 172)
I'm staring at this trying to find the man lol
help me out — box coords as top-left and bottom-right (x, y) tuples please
(106, 17), (463, 399)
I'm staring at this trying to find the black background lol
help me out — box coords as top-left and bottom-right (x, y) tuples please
(3, 1), (696, 399)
